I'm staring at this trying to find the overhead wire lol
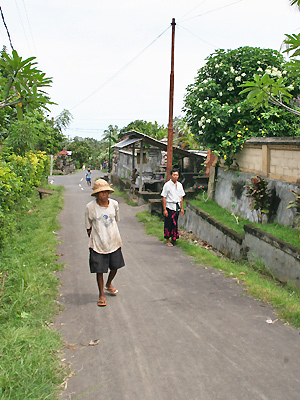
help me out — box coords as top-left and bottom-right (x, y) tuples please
(179, 0), (246, 23)
(178, 0), (210, 22)
(177, 24), (217, 48)
(21, 0), (38, 56)
(15, 0), (32, 53)
(70, 25), (171, 111)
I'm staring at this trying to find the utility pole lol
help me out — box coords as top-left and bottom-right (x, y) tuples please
(166, 18), (176, 181)
(108, 130), (111, 173)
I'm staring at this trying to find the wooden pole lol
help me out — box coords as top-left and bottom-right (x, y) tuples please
(166, 18), (176, 181)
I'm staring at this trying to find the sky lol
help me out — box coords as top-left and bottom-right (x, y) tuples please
(1, 0), (300, 141)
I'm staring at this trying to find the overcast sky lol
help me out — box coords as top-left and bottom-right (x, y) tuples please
(1, 0), (300, 141)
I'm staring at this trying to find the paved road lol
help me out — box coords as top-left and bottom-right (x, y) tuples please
(54, 171), (300, 400)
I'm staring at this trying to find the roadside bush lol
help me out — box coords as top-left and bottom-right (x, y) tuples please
(0, 149), (49, 246)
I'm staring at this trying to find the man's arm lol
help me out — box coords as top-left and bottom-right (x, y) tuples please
(162, 197), (168, 217)
(180, 197), (184, 216)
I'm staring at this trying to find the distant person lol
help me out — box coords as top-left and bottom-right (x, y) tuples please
(161, 169), (185, 247)
(85, 179), (125, 307)
(86, 168), (91, 186)
(82, 164), (86, 171)
(131, 168), (138, 183)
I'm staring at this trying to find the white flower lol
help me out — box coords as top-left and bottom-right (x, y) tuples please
(224, 71), (227, 75)
(230, 66), (235, 73)
(219, 92), (223, 96)
(235, 76), (242, 82)
(198, 130), (203, 135)
(228, 109), (233, 113)
(228, 86), (234, 91)
(265, 69), (272, 75)
(202, 79), (208, 84)
(237, 107), (241, 112)
(257, 61), (261, 64)
(216, 64), (219, 68)
(241, 72), (246, 77)
(283, 70), (287, 75)
(204, 100), (208, 103)
(201, 116), (206, 121)
(199, 88), (204, 92)
(288, 85), (294, 90)
(257, 67), (263, 72)
(199, 104), (203, 108)
(206, 119), (211, 123)
(202, 125), (205, 129)
(217, 118), (221, 123)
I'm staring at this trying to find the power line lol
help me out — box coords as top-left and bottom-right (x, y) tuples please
(21, 0), (38, 56)
(0, 6), (14, 51)
(15, 0), (32, 53)
(179, 0), (246, 23)
(177, 24), (217, 48)
(70, 25), (171, 111)
(178, 0), (209, 22)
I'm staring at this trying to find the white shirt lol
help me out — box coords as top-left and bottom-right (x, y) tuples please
(161, 179), (185, 211)
(85, 198), (122, 254)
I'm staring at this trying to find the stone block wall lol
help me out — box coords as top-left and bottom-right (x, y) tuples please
(233, 137), (300, 184)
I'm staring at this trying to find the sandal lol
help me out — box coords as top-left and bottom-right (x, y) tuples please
(105, 287), (118, 295)
(97, 298), (107, 307)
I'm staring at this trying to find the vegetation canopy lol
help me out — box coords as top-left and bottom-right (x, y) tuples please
(183, 46), (300, 166)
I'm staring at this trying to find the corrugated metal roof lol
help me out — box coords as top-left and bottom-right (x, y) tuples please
(112, 137), (141, 148)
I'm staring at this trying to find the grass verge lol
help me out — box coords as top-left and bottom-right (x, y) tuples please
(190, 196), (300, 248)
(0, 186), (66, 399)
(136, 210), (300, 328)
(112, 187), (138, 207)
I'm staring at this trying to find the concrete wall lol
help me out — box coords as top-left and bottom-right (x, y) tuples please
(179, 202), (245, 260)
(214, 167), (298, 227)
(180, 202), (300, 289)
(244, 225), (300, 288)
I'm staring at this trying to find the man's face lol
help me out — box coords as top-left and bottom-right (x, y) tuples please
(171, 171), (179, 182)
(97, 190), (109, 202)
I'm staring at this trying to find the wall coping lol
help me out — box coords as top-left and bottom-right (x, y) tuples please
(244, 137), (300, 146)
(244, 224), (300, 260)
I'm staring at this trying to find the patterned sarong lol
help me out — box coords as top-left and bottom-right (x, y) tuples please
(164, 207), (179, 242)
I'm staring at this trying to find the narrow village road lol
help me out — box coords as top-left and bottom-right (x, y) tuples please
(54, 171), (300, 400)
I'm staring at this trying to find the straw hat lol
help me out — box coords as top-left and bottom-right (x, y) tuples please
(91, 179), (114, 196)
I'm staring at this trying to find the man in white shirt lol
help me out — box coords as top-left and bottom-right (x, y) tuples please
(161, 169), (185, 247)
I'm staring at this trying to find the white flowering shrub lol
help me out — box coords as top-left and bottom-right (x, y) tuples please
(183, 47), (300, 166)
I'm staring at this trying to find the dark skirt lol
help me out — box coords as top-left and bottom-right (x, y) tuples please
(164, 208), (179, 242)
(89, 247), (125, 273)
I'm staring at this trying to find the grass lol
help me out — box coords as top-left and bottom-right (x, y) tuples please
(0, 186), (66, 399)
(111, 186), (138, 207)
(136, 210), (300, 328)
(190, 196), (300, 248)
